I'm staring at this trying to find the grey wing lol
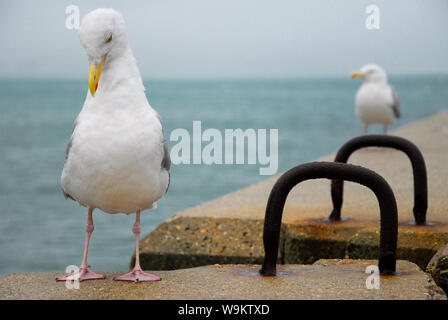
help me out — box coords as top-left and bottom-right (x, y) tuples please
(62, 121), (77, 201)
(161, 138), (171, 171)
(64, 136), (73, 162)
(64, 120), (78, 163)
(155, 110), (170, 171)
(157, 110), (171, 193)
(161, 138), (171, 194)
(391, 88), (401, 118)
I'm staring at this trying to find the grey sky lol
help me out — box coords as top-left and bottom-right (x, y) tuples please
(0, 0), (447, 78)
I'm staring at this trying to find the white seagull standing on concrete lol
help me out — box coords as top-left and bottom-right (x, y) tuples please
(351, 64), (401, 134)
(57, 8), (170, 282)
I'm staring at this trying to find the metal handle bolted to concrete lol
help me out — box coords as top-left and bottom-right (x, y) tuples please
(259, 161), (398, 276)
(329, 135), (428, 225)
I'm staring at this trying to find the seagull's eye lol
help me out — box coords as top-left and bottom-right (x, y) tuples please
(106, 34), (112, 43)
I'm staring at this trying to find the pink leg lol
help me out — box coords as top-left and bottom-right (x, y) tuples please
(383, 124), (388, 134)
(56, 208), (105, 281)
(114, 210), (161, 282)
(364, 124), (368, 135)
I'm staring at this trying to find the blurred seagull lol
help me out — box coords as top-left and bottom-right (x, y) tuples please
(351, 64), (400, 134)
(57, 8), (170, 282)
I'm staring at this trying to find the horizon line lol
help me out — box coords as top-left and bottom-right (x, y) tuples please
(1, 72), (447, 81)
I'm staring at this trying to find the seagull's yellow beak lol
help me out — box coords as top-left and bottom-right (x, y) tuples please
(88, 56), (105, 97)
(351, 72), (364, 78)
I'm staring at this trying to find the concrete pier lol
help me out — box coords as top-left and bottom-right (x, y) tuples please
(0, 260), (445, 299)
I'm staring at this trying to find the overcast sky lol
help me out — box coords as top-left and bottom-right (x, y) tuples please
(0, 0), (447, 78)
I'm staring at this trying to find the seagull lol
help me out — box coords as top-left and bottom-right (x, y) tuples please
(351, 64), (400, 134)
(56, 8), (170, 282)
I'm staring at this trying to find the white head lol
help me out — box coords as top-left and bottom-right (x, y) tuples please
(79, 8), (129, 96)
(351, 64), (388, 83)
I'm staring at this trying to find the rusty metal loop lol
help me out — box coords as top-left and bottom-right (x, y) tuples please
(329, 135), (427, 225)
(259, 161), (398, 276)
